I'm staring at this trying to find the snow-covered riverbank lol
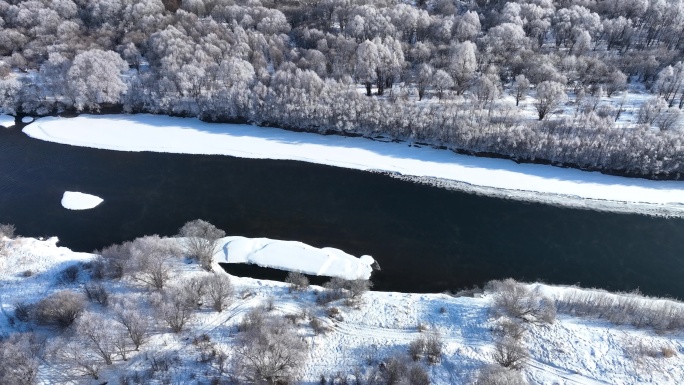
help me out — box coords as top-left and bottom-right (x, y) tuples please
(22, 114), (684, 215)
(1, 236), (683, 384)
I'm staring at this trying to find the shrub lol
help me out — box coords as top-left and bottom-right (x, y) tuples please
(0, 223), (15, 239)
(379, 355), (430, 385)
(424, 331), (443, 364)
(310, 317), (330, 335)
(285, 271), (310, 292)
(493, 318), (526, 341)
(14, 302), (33, 323)
(126, 236), (182, 290)
(84, 282), (109, 306)
(555, 286), (684, 332)
(237, 308), (266, 333)
(486, 279), (556, 324)
(204, 273), (234, 312)
(492, 337), (528, 370)
(318, 278), (373, 305)
(474, 364), (527, 385)
(59, 265), (80, 284)
(0, 333), (42, 385)
(233, 314), (308, 385)
(408, 337), (426, 361)
(178, 219), (225, 270)
(96, 243), (132, 279)
(156, 286), (195, 333)
(112, 298), (152, 351)
(32, 290), (87, 329)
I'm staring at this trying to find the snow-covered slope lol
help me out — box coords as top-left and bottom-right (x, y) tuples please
(22, 115), (684, 215)
(1, 236), (682, 384)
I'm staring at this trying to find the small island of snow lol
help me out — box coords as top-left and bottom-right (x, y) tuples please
(216, 236), (375, 280)
(21, 116), (34, 124)
(61, 191), (104, 210)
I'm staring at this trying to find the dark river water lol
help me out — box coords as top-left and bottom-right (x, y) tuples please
(2, 125), (684, 297)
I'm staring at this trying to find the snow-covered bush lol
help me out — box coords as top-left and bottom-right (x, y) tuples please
(0, 333), (42, 385)
(474, 364), (527, 385)
(204, 273), (234, 312)
(32, 290), (86, 329)
(233, 314), (308, 384)
(112, 297), (153, 350)
(83, 282), (109, 306)
(178, 219), (225, 270)
(555, 286), (684, 331)
(318, 277), (373, 305)
(285, 271), (310, 292)
(0, 223), (15, 239)
(492, 337), (528, 370)
(375, 355), (430, 385)
(486, 279), (556, 324)
(156, 286), (195, 333)
(127, 235), (182, 290)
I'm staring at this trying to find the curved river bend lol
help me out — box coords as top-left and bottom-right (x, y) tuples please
(1, 127), (684, 297)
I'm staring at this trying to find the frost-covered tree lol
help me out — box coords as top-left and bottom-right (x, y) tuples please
(355, 40), (379, 96)
(534, 81), (567, 120)
(431, 70), (453, 100)
(513, 74), (530, 106)
(448, 41), (477, 95)
(67, 49), (129, 111)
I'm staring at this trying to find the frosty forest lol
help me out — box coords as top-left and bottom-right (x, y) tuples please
(1, 0), (684, 177)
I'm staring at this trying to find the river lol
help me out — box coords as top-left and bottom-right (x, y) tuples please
(2, 126), (684, 297)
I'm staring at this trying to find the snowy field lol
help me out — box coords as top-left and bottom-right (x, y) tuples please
(0, 236), (683, 384)
(61, 191), (104, 210)
(22, 115), (684, 216)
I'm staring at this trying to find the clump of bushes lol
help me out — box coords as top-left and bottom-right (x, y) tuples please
(32, 290), (87, 329)
(555, 286), (684, 332)
(285, 271), (310, 292)
(177, 219), (225, 271)
(317, 277), (373, 305)
(474, 364), (528, 385)
(486, 279), (556, 324)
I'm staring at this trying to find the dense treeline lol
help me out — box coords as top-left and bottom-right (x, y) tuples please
(1, 0), (684, 177)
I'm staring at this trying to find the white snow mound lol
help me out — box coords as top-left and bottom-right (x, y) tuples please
(61, 191), (104, 210)
(0, 113), (13, 128)
(217, 236), (374, 280)
(21, 116), (34, 123)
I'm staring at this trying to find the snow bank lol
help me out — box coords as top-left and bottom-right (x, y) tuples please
(23, 114), (684, 212)
(21, 116), (34, 123)
(217, 236), (374, 280)
(61, 191), (104, 210)
(0, 113), (13, 128)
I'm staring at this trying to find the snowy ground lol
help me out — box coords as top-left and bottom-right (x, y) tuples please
(22, 114), (684, 216)
(60, 191), (104, 210)
(1, 236), (683, 384)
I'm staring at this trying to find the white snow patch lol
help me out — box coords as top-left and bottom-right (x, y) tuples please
(61, 191), (104, 210)
(23, 114), (684, 211)
(217, 236), (374, 280)
(0, 113), (13, 128)
(21, 116), (34, 123)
